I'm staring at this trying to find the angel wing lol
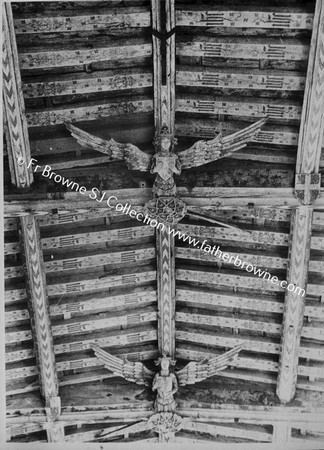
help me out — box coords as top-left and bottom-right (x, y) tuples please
(175, 344), (244, 386)
(66, 123), (151, 172)
(178, 118), (267, 169)
(91, 343), (155, 386)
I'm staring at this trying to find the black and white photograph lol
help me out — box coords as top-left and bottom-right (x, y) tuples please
(1, 0), (324, 448)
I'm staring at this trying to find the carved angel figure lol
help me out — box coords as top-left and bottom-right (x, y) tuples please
(66, 118), (267, 190)
(91, 343), (244, 413)
(66, 119), (266, 224)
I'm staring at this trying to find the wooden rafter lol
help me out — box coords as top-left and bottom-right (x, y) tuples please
(19, 214), (64, 442)
(2, 3), (33, 188)
(151, 0), (177, 362)
(295, 0), (324, 204)
(276, 206), (313, 404)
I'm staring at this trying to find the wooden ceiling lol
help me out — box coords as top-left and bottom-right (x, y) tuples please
(3, 0), (324, 446)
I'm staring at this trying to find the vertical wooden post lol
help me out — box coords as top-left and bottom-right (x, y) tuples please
(276, 206), (313, 403)
(165, 0), (176, 134)
(151, 0), (162, 131)
(295, 0), (324, 204)
(2, 3), (33, 188)
(156, 230), (176, 358)
(19, 215), (64, 441)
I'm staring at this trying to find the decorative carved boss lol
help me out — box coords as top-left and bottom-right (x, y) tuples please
(67, 118), (267, 225)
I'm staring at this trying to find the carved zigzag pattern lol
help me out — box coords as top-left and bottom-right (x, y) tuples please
(2, 32), (30, 187)
(278, 208), (312, 400)
(302, 12), (324, 173)
(158, 230), (175, 357)
(24, 219), (58, 399)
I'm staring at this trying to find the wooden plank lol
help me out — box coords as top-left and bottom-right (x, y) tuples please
(183, 206), (292, 223)
(177, 223), (289, 246)
(176, 96), (302, 121)
(23, 71), (153, 98)
(5, 189), (324, 214)
(177, 288), (284, 314)
(5, 308), (30, 325)
(176, 330), (280, 354)
(178, 187), (324, 208)
(5, 265), (24, 279)
(301, 325), (324, 341)
(156, 229), (176, 357)
(181, 421), (272, 442)
(176, 269), (284, 293)
(176, 311), (282, 335)
(3, 3), (33, 188)
(26, 98), (153, 127)
(277, 207), (313, 403)
(4, 241), (20, 255)
(5, 288), (27, 303)
(177, 38), (309, 61)
(178, 406), (324, 423)
(176, 9), (313, 30)
(49, 290), (157, 318)
(176, 247), (287, 270)
(177, 68), (305, 91)
(6, 329), (33, 344)
(41, 225), (154, 250)
(51, 311), (157, 337)
(53, 329), (157, 355)
(295, 0), (324, 204)
(47, 270), (156, 297)
(176, 118), (299, 146)
(19, 43), (151, 69)
(44, 247), (155, 273)
(14, 10), (151, 34)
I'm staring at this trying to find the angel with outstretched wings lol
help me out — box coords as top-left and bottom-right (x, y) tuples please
(66, 118), (266, 174)
(91, 343), (244, 413)
(67, 119), (266, 225)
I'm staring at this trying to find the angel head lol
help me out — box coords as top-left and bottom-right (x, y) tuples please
(154, 126), (178, 155)
(155, 352), (176, 372)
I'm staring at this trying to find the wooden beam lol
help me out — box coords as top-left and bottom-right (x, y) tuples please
(19, 214), (64, 441)
(5, 188), (324, 216)
(295, 0), (324, 204)
(165, 0), (176, 134)
(177, 38), (309, 61)
(14, 9), (150, 34)
(177, 68), (305, 92)
(23, 70), (153, 98)
(151, 0), (162, 130)
(2, 3), (33, 188)
(151, 0), (177, 361)
(176, 96), (302, 121)
(176, 118), (300, 146)
(156, 230), (176, 357)
(276, 206), (313, 403)
(176, 8), (313, 30)
(19, 42), (151, 69)
(26, 98), (153, 127)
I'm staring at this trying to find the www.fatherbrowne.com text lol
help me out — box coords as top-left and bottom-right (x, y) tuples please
(22, 158), (305, 297)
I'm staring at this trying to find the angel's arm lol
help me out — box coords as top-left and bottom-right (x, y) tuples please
(66, 123), (152, 172)
(178, 118), (267, 170)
